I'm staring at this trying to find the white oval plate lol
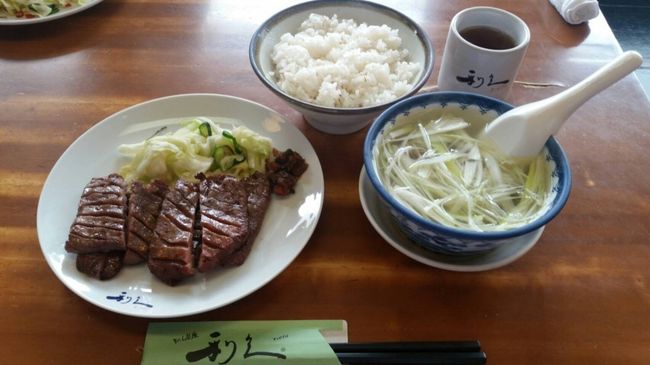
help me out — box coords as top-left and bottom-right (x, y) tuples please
(37, 94), (324, 318)
(0, 0), (102, 25)
(359, 167), (542, 272)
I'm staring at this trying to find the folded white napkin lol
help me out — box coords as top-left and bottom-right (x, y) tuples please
(549, 0), (601, 24)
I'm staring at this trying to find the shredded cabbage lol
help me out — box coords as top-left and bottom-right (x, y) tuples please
(373, 113), (550, 231)
(0, 0), (84, 19)
(118, 118), (273, 184)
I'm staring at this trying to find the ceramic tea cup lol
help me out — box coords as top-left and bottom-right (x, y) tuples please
(437, 7), (530, 100)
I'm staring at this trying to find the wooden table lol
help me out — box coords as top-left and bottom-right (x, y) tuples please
(1, 1), (649, 364)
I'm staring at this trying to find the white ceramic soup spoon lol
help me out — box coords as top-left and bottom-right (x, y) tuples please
(481, 51), (643, 158)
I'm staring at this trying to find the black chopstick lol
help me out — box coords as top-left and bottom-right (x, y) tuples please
(331, 341), (486, 365)
(336, 351), (487, 365)
(331, 341), (481, 353)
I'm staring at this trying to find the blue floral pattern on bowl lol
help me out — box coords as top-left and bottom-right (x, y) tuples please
(364, 92), (572, 255)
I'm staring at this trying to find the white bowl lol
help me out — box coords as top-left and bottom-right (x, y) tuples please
(249, 0), (434, 134)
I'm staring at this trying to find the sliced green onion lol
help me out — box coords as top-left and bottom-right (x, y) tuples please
(373, 113), (551, 231)
(28, 3), (55, 16)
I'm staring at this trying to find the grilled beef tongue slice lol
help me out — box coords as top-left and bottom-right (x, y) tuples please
(222, 171), (271, 267)
(65, 174), (128, 254)
(147, 180), (199, 286)
(76, 252), (124, 280)
(197, 175), (249, 273)
(124, 180), (168, 265)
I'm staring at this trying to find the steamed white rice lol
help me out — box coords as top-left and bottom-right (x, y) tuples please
(271, 13), (422, 108)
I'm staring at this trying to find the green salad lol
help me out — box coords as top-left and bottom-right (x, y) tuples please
(0, 0), (85, 19)
(118, 118), (273, 184)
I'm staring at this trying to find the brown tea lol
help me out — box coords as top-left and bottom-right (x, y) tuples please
(459, 26), (517, 50)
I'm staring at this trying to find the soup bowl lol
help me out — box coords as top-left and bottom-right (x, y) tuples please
(363, 91), (572, 255)
(249, 0), (434, 135)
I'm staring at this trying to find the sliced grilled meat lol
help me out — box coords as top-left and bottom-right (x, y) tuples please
(124, 180), (168, 265)
(65, 174), (127, 254)
(147, 180), (199, 285)
(192, 200), (203, 266)
(222, 172), (271, 267)
(76, 252), (124, 280)
(197, 175), (249, 273)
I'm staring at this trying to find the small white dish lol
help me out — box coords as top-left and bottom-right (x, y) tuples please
(359, 167), (543, 272)
(0, 0), (103, 25)
(37, 94), (324, 318)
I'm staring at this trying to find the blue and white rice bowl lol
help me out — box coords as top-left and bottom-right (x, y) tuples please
(364, 92), (572, 255)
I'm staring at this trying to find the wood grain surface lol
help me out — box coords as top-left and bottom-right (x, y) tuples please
(1, 1), (649, 364)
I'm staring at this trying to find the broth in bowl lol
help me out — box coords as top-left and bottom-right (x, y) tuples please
(364, 91), (571, 255)
(372, 111), (551, 232)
